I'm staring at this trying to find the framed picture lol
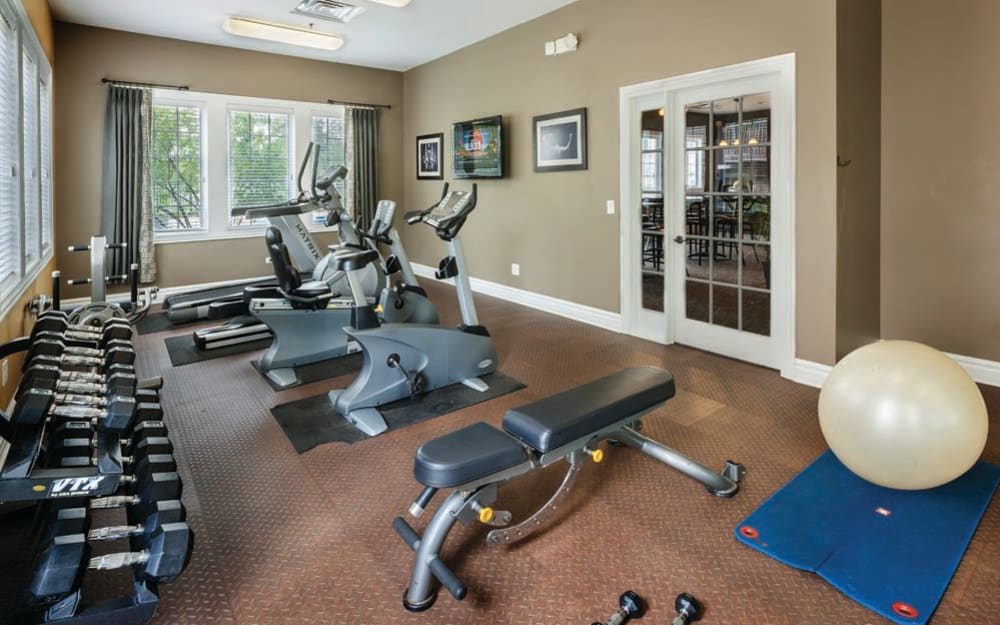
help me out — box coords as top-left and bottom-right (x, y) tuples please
(416, 133), (444, 179)
(453, 116), (504, 179)
(533, 107), (587, 172)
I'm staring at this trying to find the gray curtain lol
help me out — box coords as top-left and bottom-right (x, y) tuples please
(349, 106), (379, 230)
(101, 85), (156, 281)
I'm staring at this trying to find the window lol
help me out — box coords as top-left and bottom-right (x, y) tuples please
(0, 7), (19, 293)
(310, 114), (345, 223)
(22, 48), (38, 264)
(228, 109), (292, 227)
(40, 77), (51, 250)
(151, 104), (205, 232)
(0, 0), (53, 314)
(150, 90), (343, 242)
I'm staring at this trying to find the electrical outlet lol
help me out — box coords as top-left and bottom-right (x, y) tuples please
(511, 263), (520, 277)
(606, 200), (616, 215)
(2, 360), (8, 388)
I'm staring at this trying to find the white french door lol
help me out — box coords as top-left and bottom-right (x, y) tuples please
(620, 55), (795, 373)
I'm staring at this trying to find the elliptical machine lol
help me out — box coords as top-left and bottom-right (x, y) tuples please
(327, 183), (497, 436)
(249, 199), (439, 389)
(192, 144), (384, 351)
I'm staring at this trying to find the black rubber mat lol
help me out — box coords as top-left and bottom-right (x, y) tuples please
(135, 311), (176, 335)
(271, 372), (526, 452)
(164, 334), (271, 367)
(251, 353), (364, 391)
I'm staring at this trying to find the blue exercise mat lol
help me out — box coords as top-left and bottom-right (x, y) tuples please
(735, 451), (1000, 625)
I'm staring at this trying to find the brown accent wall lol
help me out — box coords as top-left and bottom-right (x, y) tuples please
(401, 0), (839, 365)
(53, 23), (403, 296)
(835, 0), (881, 359)
(881, 0), (1000, 360)
(1, 0), (55, 408)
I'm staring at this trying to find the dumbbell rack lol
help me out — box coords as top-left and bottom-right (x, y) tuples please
(0, 313), (192, 625)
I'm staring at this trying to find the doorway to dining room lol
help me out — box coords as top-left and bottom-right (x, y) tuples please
(619, 55), (796, 373)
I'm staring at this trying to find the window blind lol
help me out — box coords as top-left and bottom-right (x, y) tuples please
(40, 76), (51, 250)
(152, 104), (204, 231)
(310, 115), (345, 224)
(22, 49), (39, 264)
(228, 110), (292, 227)
(0, 7), (19, 293)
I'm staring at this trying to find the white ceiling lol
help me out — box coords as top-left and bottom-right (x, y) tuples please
(48, 0), (581, 71)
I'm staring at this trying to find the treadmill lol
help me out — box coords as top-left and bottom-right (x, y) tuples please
(161, 144), (333, 325)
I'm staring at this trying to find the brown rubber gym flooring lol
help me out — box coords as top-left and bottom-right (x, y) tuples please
(9, 279), (1000, 625)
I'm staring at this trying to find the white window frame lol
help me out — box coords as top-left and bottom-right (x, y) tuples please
(150, 98), (209, 235)
(151, 89), (345, 245)
(0, 0), (54, 320)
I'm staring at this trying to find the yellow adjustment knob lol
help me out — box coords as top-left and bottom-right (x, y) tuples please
(375, 305), (384, 314)
(591, 448), (604, 463)
(478, 507), (495, 524)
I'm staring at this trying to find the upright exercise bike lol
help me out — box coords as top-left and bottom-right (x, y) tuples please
(328, 183), (497, 436)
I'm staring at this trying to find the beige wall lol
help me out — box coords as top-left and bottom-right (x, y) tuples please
(835, 0), (881, 359)
(1, 0), (55, 408)
(402, 0), (839, 365)
(53, 23), (403, 296)
(881, 0), (1000, 361)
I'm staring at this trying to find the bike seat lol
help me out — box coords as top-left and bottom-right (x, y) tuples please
(333, 249), (379, 272)
(502, 367), (676, 453)
(414, 422), (529, 488)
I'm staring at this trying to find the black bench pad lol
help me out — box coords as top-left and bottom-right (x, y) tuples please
(414, 422), (529, 488)
(502, 367), (675, 453)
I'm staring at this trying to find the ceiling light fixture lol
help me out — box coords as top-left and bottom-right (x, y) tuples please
(367, 0), (413, 7)
(293, 0), (367, 24)
(222, 17), (344, 51)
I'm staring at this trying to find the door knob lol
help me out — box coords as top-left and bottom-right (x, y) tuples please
(673, 235), (686, 244)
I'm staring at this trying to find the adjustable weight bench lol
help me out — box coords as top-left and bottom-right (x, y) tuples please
(393, 366), (744, 611)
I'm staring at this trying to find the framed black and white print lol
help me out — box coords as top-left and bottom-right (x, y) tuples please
(416, 133), (444, 179)
(532, 108), (587, 172)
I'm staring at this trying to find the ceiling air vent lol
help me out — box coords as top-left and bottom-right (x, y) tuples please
(293, 0), (367, 23)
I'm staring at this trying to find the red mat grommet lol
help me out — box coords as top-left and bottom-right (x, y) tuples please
(740, 525), (759, 539)
(892, 602), (919, 619)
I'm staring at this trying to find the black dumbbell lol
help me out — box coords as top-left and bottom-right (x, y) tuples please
(35, 311), (130, 335)
(36, 499), (186, 546)
(23, 361), (137, 386)
(670, 593), (702, 625)
(592, 591), (645, 625)
(28, 521), (194, 605)
(24, 344), (135, 373)
(26, 336), (135, 364)
(30, 323), (132, 347)
(49, 420), (168, 452)
(20, 371), (141, 402)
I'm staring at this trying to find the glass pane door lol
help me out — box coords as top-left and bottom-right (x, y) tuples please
(640, 108), (664, 311)
(682, 94), (771, 335)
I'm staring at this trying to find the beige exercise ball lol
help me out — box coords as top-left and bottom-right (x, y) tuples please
(818, 340), (989, 490)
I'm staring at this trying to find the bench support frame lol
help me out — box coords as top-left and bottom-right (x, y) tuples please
(395, 414), (744, 610)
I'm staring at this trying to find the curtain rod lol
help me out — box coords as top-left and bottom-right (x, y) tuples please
(327, 98), (391, 110)
(101, 78), (190, 91)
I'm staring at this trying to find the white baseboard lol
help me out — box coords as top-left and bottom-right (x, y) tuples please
(947, 352), (1000, 388)
(411, 263), (623, 332)
(785, 359), (833, 388)
(788, 353), (1000, 389)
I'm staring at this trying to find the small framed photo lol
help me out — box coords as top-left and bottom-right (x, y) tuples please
(533, 107), (587, 172)
(416, 132), (444, 179)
